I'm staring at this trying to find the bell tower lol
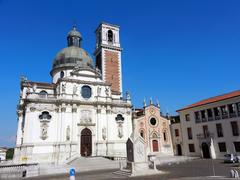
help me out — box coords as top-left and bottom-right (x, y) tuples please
(94, 22), (122, 96)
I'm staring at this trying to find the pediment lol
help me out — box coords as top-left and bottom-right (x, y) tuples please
(71, 66), (101, 78)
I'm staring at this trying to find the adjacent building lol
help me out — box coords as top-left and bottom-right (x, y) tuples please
(170, 116), (183, 156)
(0, 147), (7, 162)
(177, 90), (240, 159)
(133, 102), (173, 156)
(14, 22), (132, 164)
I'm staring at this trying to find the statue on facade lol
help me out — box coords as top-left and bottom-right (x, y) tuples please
(105, 87), (110, 96)
(41, 123), (48, 140)
(33, 84), (37, 92)
(126, 91), (131, 100)
(62, 83), (66, 93)
(118, 123), (123, 138)
(56, 85), (60, 95)
(102, 127), (106, 140)
(66, 126), (70, 141)
(97, 86), (101, 96)
(26, 86), (31, 94)
(73, 84), (77, 95)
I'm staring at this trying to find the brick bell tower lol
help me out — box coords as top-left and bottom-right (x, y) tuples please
(94, 22), (123, 96)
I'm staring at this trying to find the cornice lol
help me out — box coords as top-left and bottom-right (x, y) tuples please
(24, 98), (132, 108)
(58, 78), (111, 87)
(94, 45), (122, 55)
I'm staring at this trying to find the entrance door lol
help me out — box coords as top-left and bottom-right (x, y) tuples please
(152, 140), (159, 152)
(202, 142), (210, 158)
(177, 144), (182, 156)
(81, 128), (92, 156)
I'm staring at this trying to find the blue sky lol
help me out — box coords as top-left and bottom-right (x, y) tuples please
(0, 0), (240, 147)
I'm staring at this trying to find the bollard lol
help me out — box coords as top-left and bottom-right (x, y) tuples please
(22, 170), (27, 178)
(234, 170), (239, 178)
(230, 169), (235, 178)
(69, 168), (75, 180)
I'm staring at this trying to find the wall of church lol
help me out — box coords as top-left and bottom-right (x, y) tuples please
(134, 105), (174, 156)
(15, 78), (132, 164)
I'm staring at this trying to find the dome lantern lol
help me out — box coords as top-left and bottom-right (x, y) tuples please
(51, 25), (94, 78)
(67, 25), (82, 47)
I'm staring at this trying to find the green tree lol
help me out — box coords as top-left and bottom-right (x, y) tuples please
(6, 148), (14, 160)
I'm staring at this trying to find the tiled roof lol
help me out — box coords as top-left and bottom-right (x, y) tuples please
(177, 90), (240, 112)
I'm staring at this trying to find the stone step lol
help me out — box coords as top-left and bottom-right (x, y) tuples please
(68, 157), (119, 172)
(113, 169), (131, 177)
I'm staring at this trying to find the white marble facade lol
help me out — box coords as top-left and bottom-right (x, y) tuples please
(14, 23), (132, 164)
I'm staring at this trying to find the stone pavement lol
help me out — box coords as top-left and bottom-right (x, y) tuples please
(155, 154), (199, 165)
(28, 159), (238, 180)
(38, 155), (198, 177)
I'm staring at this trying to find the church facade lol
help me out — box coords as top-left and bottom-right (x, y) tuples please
(133, 102), (174, 156)
(14, 22), (133, 164)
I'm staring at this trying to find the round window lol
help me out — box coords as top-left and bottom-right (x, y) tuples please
(150, 118), (157, 126)
(60, 71), (64, 78)
(81, 85), (92, 99)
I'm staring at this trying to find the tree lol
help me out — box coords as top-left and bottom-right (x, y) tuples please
(6, 148), (14, 160)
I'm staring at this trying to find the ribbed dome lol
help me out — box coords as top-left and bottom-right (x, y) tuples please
(52, 46), (94, 70)
(51, 26), (94, 75)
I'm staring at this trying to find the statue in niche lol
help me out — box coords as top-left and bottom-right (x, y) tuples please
(61, 83), (66, 93)
(73, 84), (77, 95)
(102, 127), (106, 140)
(105, 87), (110, 96)
(97, 86), (101, 96)
(66, 126), (70, 141)
(118, 123), (123, 138)
(40, 122), (48, 140)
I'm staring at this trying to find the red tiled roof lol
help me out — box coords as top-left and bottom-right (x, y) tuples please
(177, 90), (240, 112)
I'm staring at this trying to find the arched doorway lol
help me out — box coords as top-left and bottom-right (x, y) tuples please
(152, 140), (159, 152)
(81, 128), (92, 156)
(177, 144), (182, 156)
(202, 142), (210, 158)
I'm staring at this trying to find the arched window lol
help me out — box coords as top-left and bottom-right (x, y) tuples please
(39, 90), (48, 99)
(107, 30), (113, 43)
(163, 131), (167, 142)
(140, 130), (145, 139)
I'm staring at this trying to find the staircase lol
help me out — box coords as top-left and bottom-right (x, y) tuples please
(68, 156), (119, 172)
(113, 169), (132, 177)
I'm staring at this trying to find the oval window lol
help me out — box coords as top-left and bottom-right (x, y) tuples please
(60, 71), (64, 78)
(150, 118), (157, 126)
(81, 85), (92, 99)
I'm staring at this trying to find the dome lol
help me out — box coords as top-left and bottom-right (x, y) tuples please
(68, 26), (81, 38)
(51, 26), (94, 75)
(52, 46), (94, 71)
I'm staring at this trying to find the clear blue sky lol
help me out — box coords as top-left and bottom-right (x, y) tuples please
(0, 0), (240, 147)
